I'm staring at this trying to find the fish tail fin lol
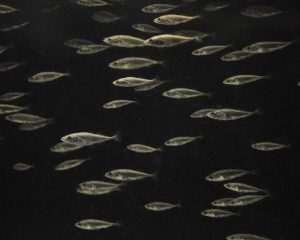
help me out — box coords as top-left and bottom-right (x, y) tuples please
(64, 72), (71, 77)
(158, 60), (166, 67)
(114, 132), (122, 143)
(254, 108), (263, 115)
(194, 14), (202, 20)
(196, 135), (203, 139)
(263, 189), (272, 197)
(151, 171), (159, 181)
(156, 147), (164, 152)
(176, 201), (182, 208)
(45, 118), (55, 124)
(263, 75), (272, 79)
(248, 170), (257, 175)
(115, 222), (123, 227)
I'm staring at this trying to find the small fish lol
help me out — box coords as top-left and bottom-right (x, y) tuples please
(164, 136), (202, 146)
(127, 144), (161, 153)
(227, 234), (272, 240)
(75, 0), (109, 7)
(28, 72), (70, 83)
(190, 108), (217, 118)
(145, 34), (200, 48)
(0, 22), (29, 32)
(113, 76), (157, 87)
(223, 75), (270, 85)
(18, 119), (53, 131)
(92, 11), (121, 23)
(76, 187), (119, 195)
(145, 202), (180, 211)
(224, 183), (266, 193)
(203, 1), (231, 12)
(132, 24), (162, 34)
(54, 158), (88, 171)
(251, 142), (290, 151)
(242, 5), (282, 18)
(13, 163), (34, 171)
(61, 132), (120, 146)
(0, 62), (24, 72)
(75, 219), (121, 230)
(221, 50), (255, 61)
(207, 109), (259, 121)
(64, 38), (96, 49)
(109, 57), (163, 70)
(103, 100), (136, 109)
(242, 41), (293, 54)
(206, 169), (255, 182)
(162, 88), (210, 99)
(230, 195), (269, 206)
(0, 104), (27, 114)
(50, 142), (84, 153)
(154, 14), (200, 26)
(105, 169), (156, 181)
(211, 198), (234, 207)
(142, 4), (181, 14)
(79, 180), (121, 191)
(0, 44), (13, 54)
(5, 113), (51, 124)
(77, 44), (110, 54)
(103, 35), (146, 48)
(0, 4), (19, 14)
(174, 30), (211, 42)
(201, 209), (238, 218)
(134, 79), (164, 91)
(0, 92), (29, 102)
(192, 45), (231, 56)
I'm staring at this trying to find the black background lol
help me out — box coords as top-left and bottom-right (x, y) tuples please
(1, 0), (300, 239)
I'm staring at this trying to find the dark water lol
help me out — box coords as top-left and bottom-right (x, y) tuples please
(1, 0), (300, 239)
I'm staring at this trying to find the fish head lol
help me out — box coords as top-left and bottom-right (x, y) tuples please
(207, 110), (225, 120)
(223, 77), (238, 85)
(211, 200), (224, 207)
(144, 37), (165, 47)
(75, 221), (88, 229)
(205, 174), (215, 181)
(192, 49), (206, 55)
(61, 134), (86, 146)
(243, 44), (261, 53)
(109, 60), (121, 69)
(162, 89), (181, 98)
(154, 16), (170, 25)
(105, 170), (122, 181)
(103, 36), (123, 46)
(226, 235), (238, 240)
(221, 53), (235, 61)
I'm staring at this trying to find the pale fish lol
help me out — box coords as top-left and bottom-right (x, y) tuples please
(227, 234), (272, 240)
(154, 14), (200, 26)
(61, 132), (120, 146)
(0, 4), (19, 14)
(203, 1), (231, 12)
(103, 100), (136, 109)
(50, 142), (84, 153)
(162, 88), (210, 99)
(229, 195), (270, 206)
(190, 108), (217, 118)
(54, 158), (89, 171)
(0, 104), (28, 114)
(132, 23), (162, 34)
(242, 5), (283, 18)
(145, 202), (180, 211)
(113, 76), (157, 87)
(13, 163), (34, 171)
(105, 169), (156, 181)
(242, 41), (294, 54)
(164, 136), (202, 146)
(205, 169), (256, 182)
(92, 11), (121, 23)
(77, 44), (110, 54)
(109, 57), (163, 70)
(75, 219), (121, 230)
(192, 45), (232, 56)
(64, 38), (96, 49)
(224, 183), (267, 193)
(134, 79), (164, 91)
(5, 113), (51, 124)
(221, 50), (256, 61)
(144, 34), (200, 48)
(142, 4), (181, 14)
(18, 119), (53, 131)
(75, 0), (109, 7)
(201, 209), (238, 218)
(0, 62), (24, 72)
(28, 71), (70, 83)
(251, 142), (290, 151)
(223, 75), (270, 85)
(211, 198), (234, 207)
(207, 108), (259, 121)
(126, 144), (161, 153)
(0, 92), (29, 102)
(103, 35), (146, 48)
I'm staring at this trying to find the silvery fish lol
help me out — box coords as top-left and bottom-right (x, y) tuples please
(103, 100), (136, 109)
(64, 38), (96, 48)
(203, 1), (231, 12)
(126, 144), (161, 153)
(192, 45), (232, 56)
(242, 5), (282, 18)
(227, 234), (272, 240)
(223, 75), (270, 85)
(224, 183), (267, 194)
(0, 44), (13, 54)
(0, 62), (24, 72)
(79, 180), (121, 190)
(61, 132), (120, 146)
(190, 108), (217, 118)
(211, 198), (234, 207)
(230, 195), (270, 206)
(0, 92), (28, 102)
(154, 14), (200, 25)
(5, 113), (50, 124)
(18, 119), (53, 131)
(132, 23), (162, 34)
(75, 219), (121, 230)
(77, 44), (110, 54)
(163, 88), (210, 99)
(105, 169), (156, 181)
(0, 104), (28, 114)
(109, 57), (163, 70)
(103, 35), (146, 48)
(201, 209), (238, 218)
(142, 4), (181, 14)
(164, 136), (202, 146)
(92, 11), (121, 23)
(242, 41), (293, 54)
(75, 0), (109, 7)
(145, 202), (180, 211)
(54, 158), (89, 171)
(206, 169), (256, 182)
(13, 163), (34, 171)
(28, 72), (70, 83)
(221, 50), (255, 61)
(207, 109), (259, 121)
(113, 76), (157, 87)
(50, 142), (84, 153)
(144, 34), (200, 48)
(0, 22), (29, 32)
(174, 30), (211, 42)
(0, 4), (19, 14)
(134, 79), (164, 91)
(76, 187), (119, 195)
(251, 142), (290, 151)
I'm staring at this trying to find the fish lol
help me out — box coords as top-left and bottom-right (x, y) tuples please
(145, 202), (180, 211)
(0, 22), (29, 32)
(229, 195), (270, 206)
(223, 75), (270, 85)
(18, 119), (53, 131)
(132, 24), (162, 34)
(76, 44), (110, 54)
(103, 35), (146, 48)
(5, 113), (51, 124)
(142, 4), (181, 14)
(242, 41), (294, 54)
(28, 72), (70, 83)
(203, 1), (231, 12)
(113, 76), (157, 87)
(0, 92), (29, 102)
(227, 234), (272, 240)
(242, 5), (282, 18)
(0, 104), (28, 114)
(92, 11), (121, 23)
(76, 187), (119, 195)
(192, 45), (232, 56)
(201, 209), (238, 218)
(61, 132), (120, 146)
(144, 34), (200, 48)
(109, 57), (163, 70)
(50, 142), (84, 153)
(174, 30), (211, 42)
(103, 100), (136, 109)
(75, 219), (121, 230)
(0, 62), (24, 72)
(162, 88), (210, 99)
(105, 169), (156, 181)
(205, 169), (256, 182)
(54, 158), (89, 171)
(207, 109), (259, 121)
(221, 50), (256, 61)
(78, 180), (122, 191)
(0, 44), (13, 54)
(224, 183), (267, 193)
(74, 0), (109, 7)
(134, 79), (164, 91)
(13, 163), (34, 171)
(190, 108), (217, 118)
(251, 142), (290, 151)
(64, 38), (96, 49)
(126, 144), (161, 153)
(154, 14), (200, 25)
(211, 198), (234, 207)
(164, 136), (202, 146)
(0, 4), (19, 14)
